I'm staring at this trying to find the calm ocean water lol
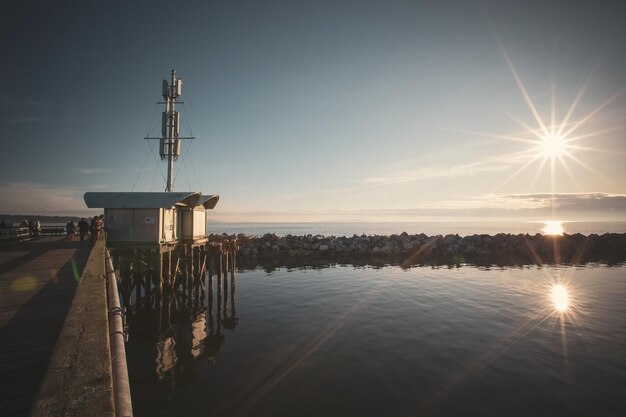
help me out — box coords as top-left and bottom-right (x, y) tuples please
(127, 264), (626, 417)
(206, 221), (626, 237)
(37, 220), (626, 236)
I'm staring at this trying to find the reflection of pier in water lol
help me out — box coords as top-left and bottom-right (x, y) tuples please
(115, 242), (239, 389)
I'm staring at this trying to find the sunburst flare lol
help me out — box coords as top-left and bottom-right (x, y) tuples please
(487, 46), (625, 196)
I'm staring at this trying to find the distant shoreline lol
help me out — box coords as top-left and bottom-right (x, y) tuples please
(0, 214), (97, 225)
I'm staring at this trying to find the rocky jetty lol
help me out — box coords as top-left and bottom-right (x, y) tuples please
(209, 232), (626, 269)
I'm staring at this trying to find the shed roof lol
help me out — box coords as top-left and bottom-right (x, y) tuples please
(84, 192), (218, 209)
(198, 194), (220, 210)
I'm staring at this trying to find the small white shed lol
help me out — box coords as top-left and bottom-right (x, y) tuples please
(83, 192), (219, 247)
(179, 194), (219, 242)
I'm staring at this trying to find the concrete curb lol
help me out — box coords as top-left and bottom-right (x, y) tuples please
(30, 237), (115, 417)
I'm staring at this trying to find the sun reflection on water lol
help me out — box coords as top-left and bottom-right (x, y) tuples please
(541, 220), (565, 236)
(550, 283), (570, 313)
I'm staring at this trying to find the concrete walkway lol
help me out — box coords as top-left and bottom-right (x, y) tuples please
(0, 237), (91, 417)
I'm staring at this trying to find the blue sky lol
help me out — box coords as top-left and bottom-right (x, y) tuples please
(1, 0), (625, 221)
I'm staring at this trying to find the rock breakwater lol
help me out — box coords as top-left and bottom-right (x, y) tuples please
(209, 232), (626, 269)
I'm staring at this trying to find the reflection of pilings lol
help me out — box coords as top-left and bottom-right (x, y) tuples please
(121, 239), (240, 390)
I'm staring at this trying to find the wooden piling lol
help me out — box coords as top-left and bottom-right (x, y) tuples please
(145, 250), (153, 304)
(230, 249), (236, 317)
(157, 250), (164, 297)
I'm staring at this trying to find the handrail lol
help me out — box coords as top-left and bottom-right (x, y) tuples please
(0, 226), (30, 240)
(105, 249), (133, 417)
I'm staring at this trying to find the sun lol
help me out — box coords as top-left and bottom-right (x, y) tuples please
(539, 134), (568, 159)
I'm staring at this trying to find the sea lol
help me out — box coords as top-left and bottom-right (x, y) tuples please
(207, 220), (626, 237)
(124, 221), (626, 417)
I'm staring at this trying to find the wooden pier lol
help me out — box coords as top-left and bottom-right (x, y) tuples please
(111, 239), (238, 312)
(0, 237), (91, 417)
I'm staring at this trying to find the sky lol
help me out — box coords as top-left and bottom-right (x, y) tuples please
(1, 0), (625, 222)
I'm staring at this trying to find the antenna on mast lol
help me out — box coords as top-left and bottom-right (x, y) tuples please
(145, 69), (195, 192)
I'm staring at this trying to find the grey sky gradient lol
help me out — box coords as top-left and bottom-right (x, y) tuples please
(1, 0), (625, 220)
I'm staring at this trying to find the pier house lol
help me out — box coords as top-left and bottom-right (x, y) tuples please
(179, 194), (220, 244)
(83, 191), (219, 247)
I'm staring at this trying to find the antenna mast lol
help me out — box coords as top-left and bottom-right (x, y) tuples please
(161, 70), (182, 192)
(144, 70), (195, 191)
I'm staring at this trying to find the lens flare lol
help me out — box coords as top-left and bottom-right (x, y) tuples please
(550, 284), (569, 313)
(11, 275), (38, 292)
(489, 47), (624, 195)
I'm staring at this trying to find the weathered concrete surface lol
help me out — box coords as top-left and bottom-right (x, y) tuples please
(0, 237), (91, 417)
(30, 237), (115, 417)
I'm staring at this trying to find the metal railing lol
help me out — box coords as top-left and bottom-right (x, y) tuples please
(105, 249), (133, 417)
(0, 226), (30, 242)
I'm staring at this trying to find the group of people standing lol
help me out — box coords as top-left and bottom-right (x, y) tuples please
(17, 219), (42, 237)
(0, 216), (104, 244)
(0, 219), (41, 236)
(66, 215), (104, 244)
